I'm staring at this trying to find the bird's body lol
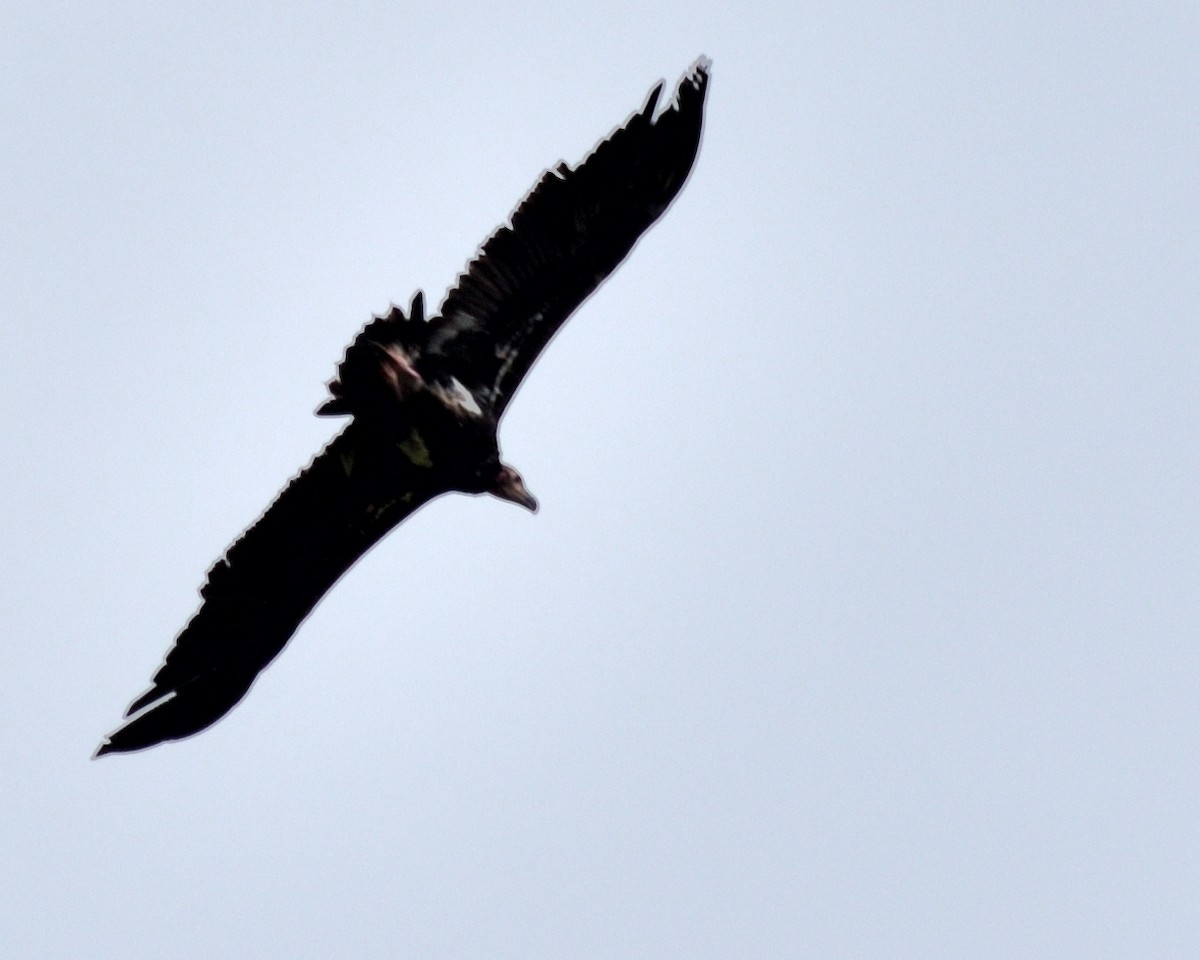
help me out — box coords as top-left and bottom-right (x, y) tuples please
(97, 58), (710, 756)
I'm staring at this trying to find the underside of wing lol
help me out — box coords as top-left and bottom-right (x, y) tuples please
(95, 426), (441, 756)
(423, 57), (711, 419)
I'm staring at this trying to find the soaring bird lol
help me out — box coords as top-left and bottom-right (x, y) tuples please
(96, 58), (710, 757)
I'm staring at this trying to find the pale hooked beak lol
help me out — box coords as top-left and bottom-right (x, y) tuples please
(489, 464), (538, 513)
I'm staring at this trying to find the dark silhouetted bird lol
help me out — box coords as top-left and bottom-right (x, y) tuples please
(96, 58), (710, 757)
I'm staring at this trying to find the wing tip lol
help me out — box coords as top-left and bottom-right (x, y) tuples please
(91, 737), (142, 759)
(674, 55), (711, 106)
(91, 722), (153, 759)
(642, 56), (710, 120)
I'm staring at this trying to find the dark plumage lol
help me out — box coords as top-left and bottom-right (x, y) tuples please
(96, 58), (710, 757)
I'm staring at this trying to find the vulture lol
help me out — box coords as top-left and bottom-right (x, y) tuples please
(95, 57), (710, 757)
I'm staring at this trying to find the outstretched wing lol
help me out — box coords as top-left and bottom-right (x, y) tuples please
(423, 57), (711, 419)
(96, 426), (442, 756)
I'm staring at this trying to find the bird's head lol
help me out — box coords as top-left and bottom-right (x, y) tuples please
(489, 463), (538, 513)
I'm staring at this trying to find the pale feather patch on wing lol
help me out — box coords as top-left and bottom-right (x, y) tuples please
(431, 376), (484, 418)
(488, 315), (539, 403)
(398, 428), (433, 468)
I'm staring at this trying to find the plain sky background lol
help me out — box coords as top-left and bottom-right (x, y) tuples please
(3, 1), (1198, 956)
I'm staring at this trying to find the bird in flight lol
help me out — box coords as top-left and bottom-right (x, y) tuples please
(96, 58), (711, 757)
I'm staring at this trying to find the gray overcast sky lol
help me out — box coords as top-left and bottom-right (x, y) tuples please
(3, 1), (1198, 956)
